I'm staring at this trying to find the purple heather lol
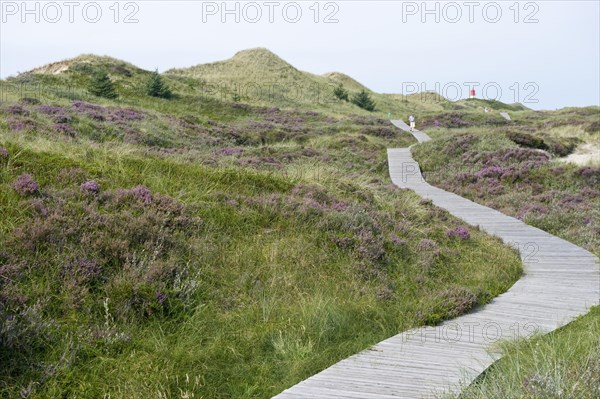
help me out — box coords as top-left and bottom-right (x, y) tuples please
(13, 174), (39, 196)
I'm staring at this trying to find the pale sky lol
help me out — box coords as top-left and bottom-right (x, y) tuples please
(1, 0), (599, 109)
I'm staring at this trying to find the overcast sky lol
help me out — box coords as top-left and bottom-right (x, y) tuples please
(1, 0), (599, 109)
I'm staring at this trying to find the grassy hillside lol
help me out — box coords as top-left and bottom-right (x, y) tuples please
(0, 53), (527, 399)
(455, 98), (530, 112)
(410, 105), (599, 398)
(2, 48), (596, 398)
(165, 48), (450, 114)
(13, 49), (531, 118)
(412, 109), (600, 255)
(322, 71), (369, 92)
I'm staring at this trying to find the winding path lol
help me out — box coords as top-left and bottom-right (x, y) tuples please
(272, 121), (599, 399)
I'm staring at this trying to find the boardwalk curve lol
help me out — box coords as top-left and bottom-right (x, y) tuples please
(272, 121), (599, 399)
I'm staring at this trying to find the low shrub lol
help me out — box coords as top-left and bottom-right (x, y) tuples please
(505, 131), (547, 150)
(12, 174), (39, 196)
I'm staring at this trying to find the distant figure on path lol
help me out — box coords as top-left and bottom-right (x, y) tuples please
(409, 115), (415, 131)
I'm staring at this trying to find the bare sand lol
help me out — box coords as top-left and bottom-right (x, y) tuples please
(560, 142), (600, 166)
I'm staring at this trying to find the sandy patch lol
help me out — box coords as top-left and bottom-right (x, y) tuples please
(560, 142), (600, 166)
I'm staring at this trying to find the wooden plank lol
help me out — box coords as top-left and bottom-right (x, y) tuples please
(271, 123), (599, 399)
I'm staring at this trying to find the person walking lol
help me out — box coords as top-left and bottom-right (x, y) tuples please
(409, 114), (415, 131)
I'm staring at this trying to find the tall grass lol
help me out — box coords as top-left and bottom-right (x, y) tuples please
(2, 54), (594, 397)
(446, 307), (600, 399)
(0, 115), (522, 397)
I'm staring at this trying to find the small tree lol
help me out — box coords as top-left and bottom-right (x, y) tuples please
(352, 89), (376, 111)
(146, 70), (172, 99)
(333, 83), (349, 101)
(88, 71), (118, 99)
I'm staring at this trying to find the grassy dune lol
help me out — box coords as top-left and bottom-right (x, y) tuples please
(1, 49), (596, 398)
(409, 107), (599, 397)
(0, 56), (525, 398)
(412, 113), (600, 255)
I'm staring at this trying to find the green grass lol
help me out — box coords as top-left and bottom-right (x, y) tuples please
(412, 129), (599, 255)
(448, 307), (600, 399)
(1, 50), (597, 398)
(0, 138), (522, 398)
(0, 94), (522, 398)
(411, 113), (599, 399)
(9, 50), (452, 117)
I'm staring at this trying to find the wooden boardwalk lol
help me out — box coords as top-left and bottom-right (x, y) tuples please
(272, 121), (599, 399)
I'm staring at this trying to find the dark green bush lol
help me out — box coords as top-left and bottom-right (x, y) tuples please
(88, 71), (118, 99)
(145, 70), (172, 99)
(351, 90), (376, 112)
(333, 84), (349, 102)
(505, 131), (547, 150)
(584, 120), (600, 134)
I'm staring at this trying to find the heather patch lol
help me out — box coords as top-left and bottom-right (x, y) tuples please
(360, 126), (399, 138)
(5, 104), (30, 116)
(37, 105), (66, 116)
(575, 166), (600, 185)
(1, 181), (204, 372)
(80, 180), (101, 195)
(444, 134), (477, 156)
(1, 102), (151, 144)
(7, 117), (36, 132)
(1, 98), (407, 155)
(422, 286), (479, 324)
(418, 238), (439, 251)
(0, 149), (522, 397)
(414, 131), (600, 254)
(9, 185), (201, 266)
(446, 226), (471, 240)
(422, 112), (471, 129)
(71, 101), (144, 124)
(53, 123), (77, 137)
(0, 83), (526, 398)
(0, 58), (595, 398)
(12, 174), (39, 196)
(517, 204), (549, 219)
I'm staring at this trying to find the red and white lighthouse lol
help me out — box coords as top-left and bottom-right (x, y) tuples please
(469, 87), (476, 99)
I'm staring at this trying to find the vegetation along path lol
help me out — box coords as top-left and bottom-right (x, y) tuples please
(272, 120), (599, 398)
